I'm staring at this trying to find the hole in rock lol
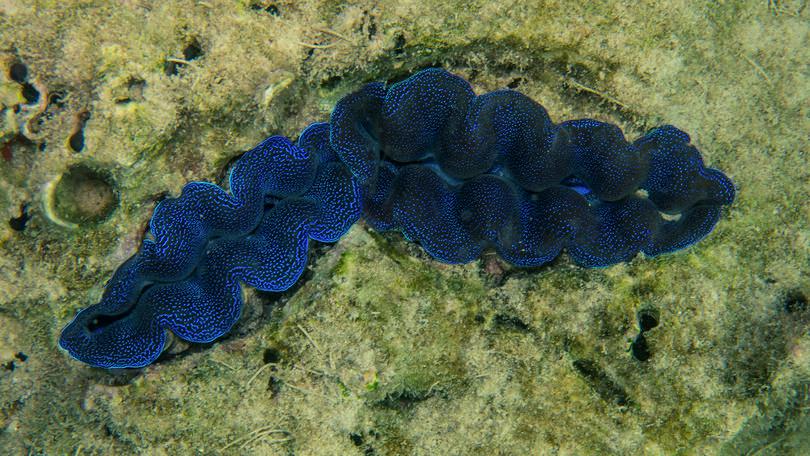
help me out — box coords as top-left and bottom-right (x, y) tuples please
(68, 112), (90, 152)
(21, 83), (40, 104)
(165, 40), (204, 76)
(262, 347), (281, 364)
(784, 289), (808, 314)
(251, 3), (279, 15)
(637, 309), (659, 332)
(349, 433), (364, 447)
(183, 40), (204, 61)
(52, 164), (118, 225)
(49, 90), (67, 108)
(8, 203), (30, 231)
(367, 19), (377, 40)
(267, 375), (281, 394)
(630, 333), (651, 362)
(321, 75), (342, 89)
(68, 128), (84, 152)
(9, 62), (27, 83)
(349, 433), (375, 455)
(492, 314), (530, 332)
(507, 77), (526, 89)
(393, 34), (406, 55)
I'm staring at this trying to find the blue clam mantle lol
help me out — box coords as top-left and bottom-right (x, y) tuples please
(59, 68), (735, 368)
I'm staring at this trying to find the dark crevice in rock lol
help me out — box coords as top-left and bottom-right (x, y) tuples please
(572, 359), (630, 407)
(251, 3), (280, 16)
(68, 112), (90, 153)
(492, 313), (531, 332)
(8, 203), (30, 232)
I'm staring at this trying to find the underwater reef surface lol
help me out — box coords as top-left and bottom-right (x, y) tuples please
(1, 1), (808, 455)
(59, 68), (734, 369)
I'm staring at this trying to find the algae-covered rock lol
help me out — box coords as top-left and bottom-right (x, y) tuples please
(0, 0), (808, 454)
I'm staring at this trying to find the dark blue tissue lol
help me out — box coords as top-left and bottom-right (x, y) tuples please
(60, 68), (734, 368)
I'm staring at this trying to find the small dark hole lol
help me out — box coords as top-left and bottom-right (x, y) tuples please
(69, 112), (90, 152)
(321, 75), (342, 89)
(507, 78), (525, 89)
(784, 290), (808, 314)
(38, 142), (46, 151)
(263, 347), (281, 364)
(183, 40), (204, 61)
(9, 62), (28, 83)
(349, 433), (375, 455)
(8, 203), (30, 231)
(21, 83), (40, 104)
(631, 333), (651, 362)
(3, 361), (14, 371)
(69, 129), (85, 152)
(368, 21), (377, 39)
(393, 34), (406, 55)
(268, 375), (281, 394)
(492, 314), (530, 332)
(349, 433), (364, 447)
(49, 90), (67, 108)
(251, 3), (280, 15)
(165, 40), (203, 76)
(637, 309), (659, 332)
(14, 352), (27, 362)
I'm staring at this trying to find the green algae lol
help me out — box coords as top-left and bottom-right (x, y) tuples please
(0, 0), (808, 454)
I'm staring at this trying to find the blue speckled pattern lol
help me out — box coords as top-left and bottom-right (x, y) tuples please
(59, 68), (735, 368)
